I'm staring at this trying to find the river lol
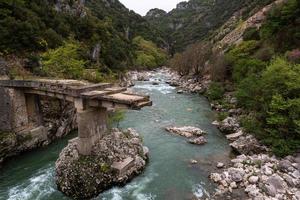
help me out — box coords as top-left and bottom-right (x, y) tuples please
(0, 71), (231, 200)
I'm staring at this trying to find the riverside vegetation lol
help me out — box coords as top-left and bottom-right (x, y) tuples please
(0, 0), (300, 199)
(169, 0), (300, 157)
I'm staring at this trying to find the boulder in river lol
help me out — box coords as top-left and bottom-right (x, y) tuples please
(152, 81), (160, 85)
(137, 73), (150, 81)
(188, 136), (207, 145)
(218, 117), (240, 134)
(165, 126), (206, 138)
(55, 128), (149, 199)
(230, 135), (268, 155)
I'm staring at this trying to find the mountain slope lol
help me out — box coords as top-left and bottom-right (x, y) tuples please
(146, 0), (274, 53)
(0, 0), (164, 75)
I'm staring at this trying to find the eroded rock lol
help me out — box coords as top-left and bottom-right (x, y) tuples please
(188, 136), (207, 145)
(165, 126), (205, 138)
(55, 128), (148, 199)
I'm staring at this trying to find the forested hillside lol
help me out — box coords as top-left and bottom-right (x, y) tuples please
(0, 0), (167, 80)
(146, 0), (274, 53)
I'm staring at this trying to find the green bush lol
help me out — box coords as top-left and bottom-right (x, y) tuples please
(232, 58), (266, 83)
(206, 82), (225, 101)
(236, 57), (300, 156)
(108, 110), (125, 128)
(243, 27), (260, 41)
(135, 52), (157, 68)
(260, 0), (300, 51)
(217, 112), (229, 121)
(133, 36), (167, 69)
(226, 40), (260, 64)
(240, 114), (264, 137)
(41, 39), (86, 79)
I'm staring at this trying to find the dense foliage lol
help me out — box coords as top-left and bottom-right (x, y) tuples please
(132, 36), (167, 69)
(41, 39), (85, 79)
(0, 0), (165, 78)
(218, 0), (300, 156)
(185, 0), (300, 156)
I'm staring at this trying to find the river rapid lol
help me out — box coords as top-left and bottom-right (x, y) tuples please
(0, 70), (231, 200)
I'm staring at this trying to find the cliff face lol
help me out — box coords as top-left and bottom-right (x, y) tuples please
(54, 0), (87, 16)
(211, 0), (288, 51)
(146, 0), (274, 52)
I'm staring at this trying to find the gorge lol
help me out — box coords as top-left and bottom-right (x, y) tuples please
(0, 0), (300, 199)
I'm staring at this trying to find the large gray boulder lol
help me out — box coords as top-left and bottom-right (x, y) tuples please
(262, 174), (288, 197)
(230, 135), (267, 155)
(228, 167), (245, 182)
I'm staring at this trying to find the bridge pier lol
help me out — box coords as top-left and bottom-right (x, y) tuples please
(0, 87), (44, 133)
(25, 94), (43, 126)
(74, 99), (108, 155)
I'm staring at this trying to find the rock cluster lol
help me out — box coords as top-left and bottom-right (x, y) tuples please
(210, 154), (300, 199)
(166, 74), (209, 94)
(119, 70), (154, 87)
(214, 116), (268, 155)
(55, 128), (149, 199)
(165, 126), (207, 145)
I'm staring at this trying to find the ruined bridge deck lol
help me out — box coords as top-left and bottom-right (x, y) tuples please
(0, 79), (152, 110)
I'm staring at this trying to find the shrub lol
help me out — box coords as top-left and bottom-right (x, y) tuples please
(210, 51), (228, 82)
(236, 57), (300, 156)
(235, 75), (262, 110)
(41, 39), (86, 79)
(133, 36), (167, 69)
(243, 27), (260, 41)
(240, 114), (264, 137)
(108, 110), (125, 128)
(232, 58), (266, 83)
(226, 40), (260, 64)
(206, 82), (225, 101)
(253, 46), (274, 61)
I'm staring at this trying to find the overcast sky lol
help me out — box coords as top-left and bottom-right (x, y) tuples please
(119, 0), (183, 16)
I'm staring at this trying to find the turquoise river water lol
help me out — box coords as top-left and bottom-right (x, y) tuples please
(0, 71), (231, 200)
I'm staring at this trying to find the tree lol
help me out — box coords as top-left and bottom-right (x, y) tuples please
(41, 39), (86, 79)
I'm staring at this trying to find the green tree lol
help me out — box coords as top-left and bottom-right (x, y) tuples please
(133, 36), (167, 69)
(41, 39), (86, 79)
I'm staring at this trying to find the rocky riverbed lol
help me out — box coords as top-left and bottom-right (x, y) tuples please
(124, 68), (300, 200)
(55, 128), (149, 199)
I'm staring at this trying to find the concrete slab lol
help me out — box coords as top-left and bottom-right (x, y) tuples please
(111, 157), (135, 175)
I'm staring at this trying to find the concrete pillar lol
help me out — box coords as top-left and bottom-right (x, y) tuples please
(75, 98), (108, 155)
(25, 94), (43, 126)
(0, 87), (13, 132)
(0, 87), (29, 132)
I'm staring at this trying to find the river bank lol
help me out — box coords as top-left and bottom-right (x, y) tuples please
(124, 68), (300, 200)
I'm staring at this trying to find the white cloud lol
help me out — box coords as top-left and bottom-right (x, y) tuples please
(119, 0), (183, 16)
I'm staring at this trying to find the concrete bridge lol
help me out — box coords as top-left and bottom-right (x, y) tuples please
(0, 79), (151, 155)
